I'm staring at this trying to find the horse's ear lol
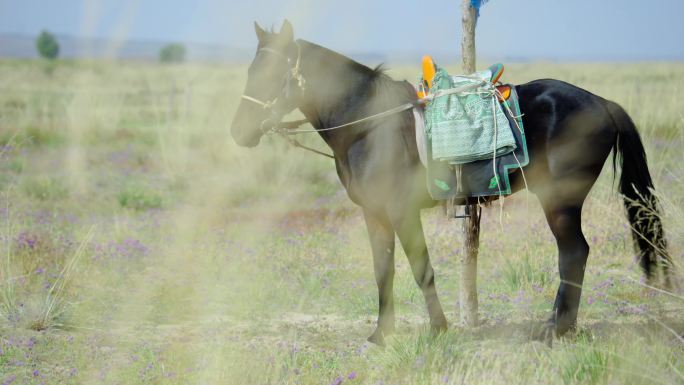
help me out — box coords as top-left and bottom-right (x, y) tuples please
(254, 21), (267, 42)
(279, 19), (293, 42)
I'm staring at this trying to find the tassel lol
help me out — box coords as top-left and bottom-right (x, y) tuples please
(470, 0), (490, 17)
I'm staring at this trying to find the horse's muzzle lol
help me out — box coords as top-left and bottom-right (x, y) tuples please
(230, 106), (265, 148)
(230, 126), (262, 148)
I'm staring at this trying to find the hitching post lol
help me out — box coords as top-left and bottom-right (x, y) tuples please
(459, 0), (482, 327)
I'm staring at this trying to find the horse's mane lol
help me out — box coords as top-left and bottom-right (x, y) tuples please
(366, 64), (415, 109)
(297, 39), (414, 107)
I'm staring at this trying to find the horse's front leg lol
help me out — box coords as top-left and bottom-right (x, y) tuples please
(363, 209), (396, 346)
(388, 206), (448, 333)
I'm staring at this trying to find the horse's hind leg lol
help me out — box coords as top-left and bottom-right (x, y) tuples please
(541, 203), (590, 338)
(363, 209), (396, 346)
(533, 111), (612, 338)
(388, 207), (448, 333)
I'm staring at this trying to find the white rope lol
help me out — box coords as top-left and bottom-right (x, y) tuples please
(284, 81), (489, 134)
(489, 88), (505, 229)
(496, 87), (529, 196)
(426, 81), (487, 100)
(458, 84), (528, 229)
(284, 102), (416, 134)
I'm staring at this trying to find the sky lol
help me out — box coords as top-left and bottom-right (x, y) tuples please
(1, 0), (684, 60)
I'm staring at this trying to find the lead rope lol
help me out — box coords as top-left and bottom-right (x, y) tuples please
(279, 131), (335, 159)
(272, 102), (416, 159)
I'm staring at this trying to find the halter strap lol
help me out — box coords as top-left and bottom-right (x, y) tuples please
(241, 94), (273, 109)
(240, 42), (304, 110)
(258, 47), (291, 62)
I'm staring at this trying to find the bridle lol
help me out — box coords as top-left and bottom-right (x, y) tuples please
(240, 42), (306, 135)
(240, 42), (337, 158)
(237, 41), (421, 160)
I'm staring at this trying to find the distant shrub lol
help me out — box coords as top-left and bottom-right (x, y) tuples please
(117, 184), (162, 210)
(36, 30), (59, 60)
(159, 43), (186, 63)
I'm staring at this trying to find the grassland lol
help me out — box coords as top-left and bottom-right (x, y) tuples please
(0, 59), (682, 384)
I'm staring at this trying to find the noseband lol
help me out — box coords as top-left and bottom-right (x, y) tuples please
(240, 43), (306, 134)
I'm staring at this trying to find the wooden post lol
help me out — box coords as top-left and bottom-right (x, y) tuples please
(460, 204), (480, 327)
(459, 0), (480, 327)
(461, 0), (478, 74)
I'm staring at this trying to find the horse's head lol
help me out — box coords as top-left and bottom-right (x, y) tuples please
(231, 20), (303, 147)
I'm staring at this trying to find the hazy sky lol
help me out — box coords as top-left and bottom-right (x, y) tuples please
(1, 0), (683, 60)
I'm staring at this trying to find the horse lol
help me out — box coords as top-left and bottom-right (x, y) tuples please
(230, 20), (672, 346)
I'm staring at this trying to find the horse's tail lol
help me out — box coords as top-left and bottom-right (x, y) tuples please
(608, 100), (671, 287)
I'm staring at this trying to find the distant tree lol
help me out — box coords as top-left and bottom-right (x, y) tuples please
(36, 30), (59, 60)
(159, 43), (186, 63)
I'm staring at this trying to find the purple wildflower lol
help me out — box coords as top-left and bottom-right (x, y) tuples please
(2, 374), (16, 385)
(97, 238), (149, 261)
(512, 290), (525, 304)
(33, 369), (40, 377)
(348, 372), (357, 380)
(331, 377), (343, 385)
(619, 303), (647, 314)
(15, 232), (38, 250)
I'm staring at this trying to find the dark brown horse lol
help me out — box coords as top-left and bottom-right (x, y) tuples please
(231, 21), (671, 345)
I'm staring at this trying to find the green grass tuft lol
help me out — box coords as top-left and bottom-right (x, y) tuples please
(502, 254), (552, 291)
(117, 184), (163, 210)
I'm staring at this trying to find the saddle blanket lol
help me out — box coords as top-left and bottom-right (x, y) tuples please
(426, 67), (517, 164)
(415, 85), (529, 199)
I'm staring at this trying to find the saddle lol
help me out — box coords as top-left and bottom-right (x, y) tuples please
(417, 56), (511, 102)
(414, 56), (528, 200)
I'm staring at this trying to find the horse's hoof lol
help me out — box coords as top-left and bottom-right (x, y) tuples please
(532, 320), (555, 347)
(431, 319), (448, 334)
(367, 329), (386, 347)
